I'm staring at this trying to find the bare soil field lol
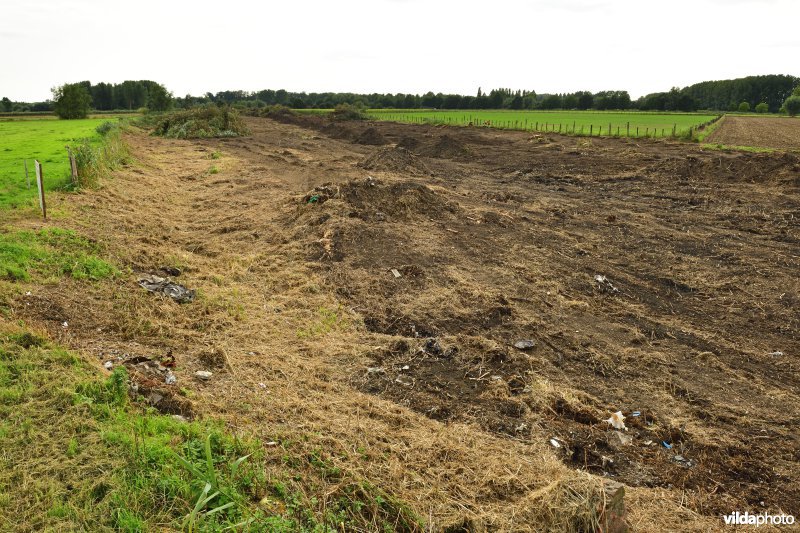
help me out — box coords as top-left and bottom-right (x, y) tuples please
(706, 115), (800, 150)
(12, 115), (800, 530)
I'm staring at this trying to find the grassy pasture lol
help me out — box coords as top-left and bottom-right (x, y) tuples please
(367, 109), (720, 137)
(0, 118), (110, 210)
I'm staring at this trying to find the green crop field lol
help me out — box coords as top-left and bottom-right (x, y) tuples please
(366, 109), (720, 138)
(0, 117), (111, 210)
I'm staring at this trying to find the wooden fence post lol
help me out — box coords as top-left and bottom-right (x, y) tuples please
(66, 146), (78, 185)
(672, 124), (677, 137)
(626, 122), (630, 136)
(34, 160), (46, 220)
(590, 125), (593, 136)
(24, 159), (30, 189)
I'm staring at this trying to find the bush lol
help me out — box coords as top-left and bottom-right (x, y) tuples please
(52, 83), (92, 119)
(96, 121), (115, 135)
(151, 106), (249, 138)
(331, 103), (369, 121)
(266, 104), (296, 118)
(783, 96), (800, 117)
(737, 101), (750, 112)
(755, 102), (769, 114)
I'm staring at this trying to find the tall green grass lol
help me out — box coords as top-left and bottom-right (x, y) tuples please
(69, 122), (131, 188)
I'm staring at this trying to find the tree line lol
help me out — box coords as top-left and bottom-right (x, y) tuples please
(177, 75), (797, 113)
(3, 74), (798, 117)
(2, 80), (172, 117)
(178, 88), (635, 112)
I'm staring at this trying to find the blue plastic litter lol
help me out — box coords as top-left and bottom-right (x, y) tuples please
(631, 411), (641, 417)
(662, 441), (673, 449)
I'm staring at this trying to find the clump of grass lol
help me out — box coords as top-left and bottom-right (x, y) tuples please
(95, 121), (116, 136)
(296, 306), (350, 338)
(152, 106), (249, 139)
(0, 228), (117, 281)
(331, 103), (369, 122)
(69, 123), (130, 188)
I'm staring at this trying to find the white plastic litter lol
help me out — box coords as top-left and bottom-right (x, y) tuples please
(605, 411), (627, 430)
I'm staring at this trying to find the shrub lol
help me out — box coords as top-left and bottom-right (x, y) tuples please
(331, 103), (369, 121)
(151, 106), (249, 138)
(737, 101), (750, 112)
(96, 121), (115, 135)
(266, 104), (295, 118)
(754, 102), (769, 114)
(783, 96), (800, 117)
(52, 83), (92, 119)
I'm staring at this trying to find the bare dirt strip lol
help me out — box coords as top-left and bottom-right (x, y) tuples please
(12, 116), (800, 530)
(706, 115), (800, 150)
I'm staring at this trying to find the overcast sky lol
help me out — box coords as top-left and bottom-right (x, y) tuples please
(1, 0), (797, 102)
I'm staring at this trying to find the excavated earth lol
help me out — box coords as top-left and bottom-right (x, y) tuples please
(12, 115), (800, 530)
(706, 115), (800, 150)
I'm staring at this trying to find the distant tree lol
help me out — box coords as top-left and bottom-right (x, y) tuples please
(1, 97), (11, 112)
(443, 94), (462, 109)
(784, 96), (800, 117)
(52, 83), (92, 119)
(541, 94), (562, 110)
(738, 101), (750, 112)
(793, 86), (800, 97)
(755, 102), (769, 113)
(575, 91), (594, 110)
(147, 83), (173, 112)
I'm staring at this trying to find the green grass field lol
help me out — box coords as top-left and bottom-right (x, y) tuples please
(366, 109), (720, 137)
(0, 118), (111, 210)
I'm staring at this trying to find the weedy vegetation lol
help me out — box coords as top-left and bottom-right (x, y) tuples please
(151, 106), (249, 139)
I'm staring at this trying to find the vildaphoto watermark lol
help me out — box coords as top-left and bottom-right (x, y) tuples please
(723, 511), (795, 527)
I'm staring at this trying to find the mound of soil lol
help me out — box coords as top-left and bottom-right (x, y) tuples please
(321, 123), (356, 140)
(338, 179), (458, 221)
(397, 136), (420, 150)
(355, 127), (389, 146)
(420, 134), (470, 159)
(358, 147), (429, 175)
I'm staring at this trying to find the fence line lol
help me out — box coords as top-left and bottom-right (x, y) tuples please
(371, 112), (722, 139)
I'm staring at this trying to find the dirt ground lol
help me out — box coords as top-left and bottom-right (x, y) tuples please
(706, 115), (800, 150)
(11, 115), (800, 530)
